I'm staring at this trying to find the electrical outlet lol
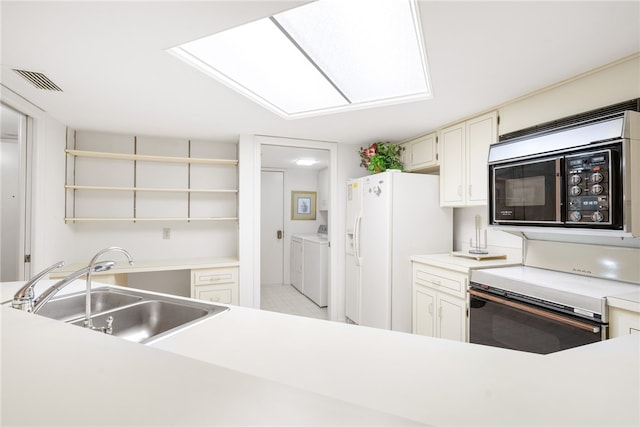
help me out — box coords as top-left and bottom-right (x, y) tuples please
(162, 228), (171, 240)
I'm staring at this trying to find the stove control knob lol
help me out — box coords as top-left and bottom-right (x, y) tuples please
(569, 211), (582, 222)
(570, 186), (582, 196)
(591, 184), (604, 195)
(591, 172), (604, 183)
(591, 211), (604, 222)
(570, 174), (582, 185)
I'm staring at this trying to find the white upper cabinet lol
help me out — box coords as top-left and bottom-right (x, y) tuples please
(400, 132), (438, 172)
(440, 111), (497, 207)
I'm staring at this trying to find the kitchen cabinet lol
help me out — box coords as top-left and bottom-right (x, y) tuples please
(317, 168), (329, 211)
(608, 291), (640, 338)
(411, 253), (521, 342)
(65, 131), (238, 222)
(440, 111), (497, 207)
(290, 236), (303, 291)
(400, 132), (438, 172)
(412, 263), (467, 341)
(191, 266), (239, 305)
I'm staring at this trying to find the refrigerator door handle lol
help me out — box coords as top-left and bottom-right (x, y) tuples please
(353, 213), (362, 266)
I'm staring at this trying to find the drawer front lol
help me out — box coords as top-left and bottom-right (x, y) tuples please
(413, 265), (466, 298)
(196, 287), (233, 304)
(192, 267), (238, 286)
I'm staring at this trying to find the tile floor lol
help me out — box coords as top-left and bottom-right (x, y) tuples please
(260, 283), (328, 320)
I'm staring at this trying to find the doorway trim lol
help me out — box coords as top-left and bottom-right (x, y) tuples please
(1, 87), (39, 279)
(254, 135), (338, 320)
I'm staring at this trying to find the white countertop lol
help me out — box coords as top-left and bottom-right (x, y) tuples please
(1, 307), (415, 426)
(49, 256), (239, 278)
(410, 252), (522, 273)
(2, 280), (639, 426)
(608, 289), (640, 313)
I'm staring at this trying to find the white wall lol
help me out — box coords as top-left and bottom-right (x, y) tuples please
(278, 167), (323, 286)
(453, 206), (523, 259)
(238, 134), (259, 308)
(60, 130), (239, 264)
(499, 55), (640, 135)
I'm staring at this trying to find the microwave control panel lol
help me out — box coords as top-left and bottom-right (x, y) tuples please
(565, 149), (612, 224)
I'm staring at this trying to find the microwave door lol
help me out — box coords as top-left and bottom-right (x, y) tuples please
(492, 157), (562, 224)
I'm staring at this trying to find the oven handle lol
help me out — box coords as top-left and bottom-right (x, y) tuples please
(468, 289), (601, 334)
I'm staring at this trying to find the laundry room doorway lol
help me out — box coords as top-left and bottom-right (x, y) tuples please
(259, 138), (335, 320)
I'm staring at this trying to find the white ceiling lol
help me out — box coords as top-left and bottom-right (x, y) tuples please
(1, 1), (639, 151)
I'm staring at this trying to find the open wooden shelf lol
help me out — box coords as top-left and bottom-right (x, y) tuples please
(64, 217), (239, 222)
(66, 149), (238, 166)
(65, 134), (239, 223)
(65, 185), (238, 193)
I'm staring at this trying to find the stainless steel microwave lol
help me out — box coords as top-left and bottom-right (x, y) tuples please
(488, 109), (640, 237)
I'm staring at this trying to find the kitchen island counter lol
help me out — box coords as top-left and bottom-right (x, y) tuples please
(2, 281), (639, 426)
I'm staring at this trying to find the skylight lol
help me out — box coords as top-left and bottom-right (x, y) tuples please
(168, 0), (431, 119)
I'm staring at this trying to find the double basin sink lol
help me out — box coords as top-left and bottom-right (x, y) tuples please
(35, 287), (229, 344)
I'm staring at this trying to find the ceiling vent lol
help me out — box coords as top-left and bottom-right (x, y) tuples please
(12, 69), (63, 91)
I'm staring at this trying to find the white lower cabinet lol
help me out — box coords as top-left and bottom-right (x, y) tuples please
(412, 262), (468, 342)
(191, 266), (239, 305)
(609, 307), (640, 338)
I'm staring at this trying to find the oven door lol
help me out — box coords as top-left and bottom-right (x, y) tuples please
(468, 289), (604, 355)
(491, 156), (562, 225)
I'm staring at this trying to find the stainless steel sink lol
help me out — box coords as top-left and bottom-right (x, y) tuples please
(71, 300), (212, 344)
(35, 287), (228, 344)
(36, 289), (143, 322)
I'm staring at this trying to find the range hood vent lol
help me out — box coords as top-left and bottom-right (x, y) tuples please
(499, 98), (640, 143)
(12, 69), (63, 91)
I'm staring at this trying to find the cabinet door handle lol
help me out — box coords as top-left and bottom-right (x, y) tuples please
(468, 185), (473, 197)
(277, 230), (283, 239)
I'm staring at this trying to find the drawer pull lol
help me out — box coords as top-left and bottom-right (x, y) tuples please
(200, 274), (232, 282)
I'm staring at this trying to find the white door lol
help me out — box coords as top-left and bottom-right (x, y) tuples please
(260, 170), (284, 285)
(1, 104), (29, 281)
(440, 123), (465, 206)
(466, 111), (496, 205)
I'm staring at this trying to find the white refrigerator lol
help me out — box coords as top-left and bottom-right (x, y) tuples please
(345, 171), (452, 332)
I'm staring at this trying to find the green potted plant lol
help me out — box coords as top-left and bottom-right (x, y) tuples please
(359, 142), (404, 173)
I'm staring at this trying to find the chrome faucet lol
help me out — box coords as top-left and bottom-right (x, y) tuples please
(12, 261), (65, 312)
(84, 247), (134, 330)
(31, 261), (116, 314)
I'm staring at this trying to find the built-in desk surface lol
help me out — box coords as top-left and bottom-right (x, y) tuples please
(49, 257), (238, 284)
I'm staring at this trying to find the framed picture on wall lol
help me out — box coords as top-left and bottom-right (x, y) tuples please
(291, 191), (316, 220)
